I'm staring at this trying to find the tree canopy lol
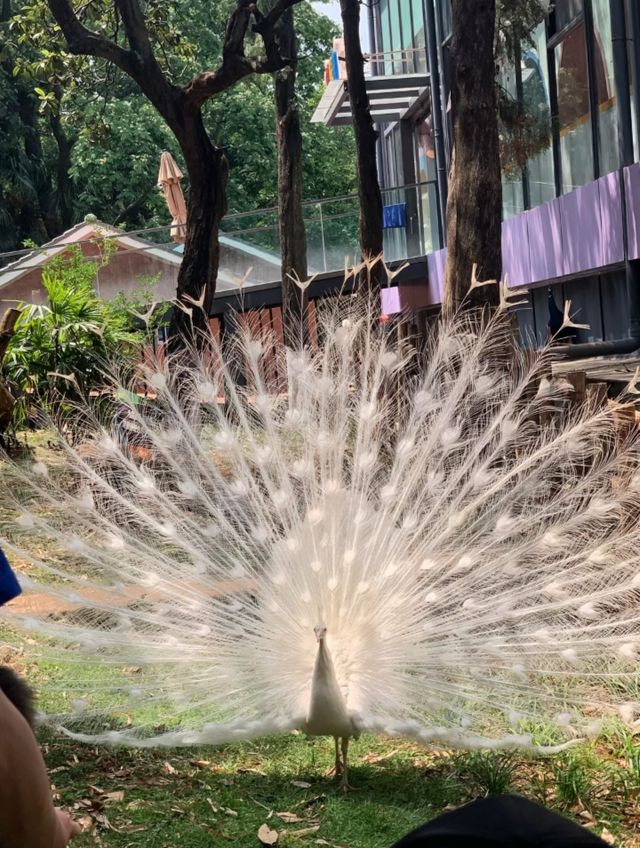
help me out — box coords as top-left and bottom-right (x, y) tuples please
(0, 0), (355, 251)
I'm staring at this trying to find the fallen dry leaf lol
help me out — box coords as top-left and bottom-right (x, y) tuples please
(258, 823), (279, 845)
(291, 780), (312, 789)
(163, 760), (177, 775)
(88, 785), (105, 795)
(290, 825), (320, 838)
(295, 793), (325, 805)
(277, 812), (307, 824)
(600, 828), (616, 846)
(104, 791), (124, 803)
(190, 759), (211, 769)
(76, 815), (94, 832)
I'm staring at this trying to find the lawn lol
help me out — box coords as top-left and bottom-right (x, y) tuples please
(39, 727), (640, 847)
(4, 436), (640, 847)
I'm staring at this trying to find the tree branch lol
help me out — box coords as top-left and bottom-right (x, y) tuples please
(114, 0), (153, 62)
(182, 0), (301, 108)
(47, 0), (136, 75)
(48, 0), (178, 125)
(252, 0), (301, 33)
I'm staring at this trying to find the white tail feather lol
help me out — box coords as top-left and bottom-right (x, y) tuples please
(1, 296), (640, 750)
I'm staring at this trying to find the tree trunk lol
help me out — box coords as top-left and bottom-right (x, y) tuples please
(443, 0), (502, 315)
(274, 7), (308, 341)
(339, 0), (384, 292)
(50, 99), (75, 231)
(12, 78), (54, 243)
(168, 110), (228, 352)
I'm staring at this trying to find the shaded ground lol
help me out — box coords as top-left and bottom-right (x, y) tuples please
(40, 731), (640, 848)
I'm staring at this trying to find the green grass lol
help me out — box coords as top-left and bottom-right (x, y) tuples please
(4, 439), (640, 845)
(36, 729), (640, 847)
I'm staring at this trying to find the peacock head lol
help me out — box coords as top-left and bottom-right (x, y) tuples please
(314, 625), (327, 643)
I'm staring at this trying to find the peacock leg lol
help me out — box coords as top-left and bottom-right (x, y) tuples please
(339, 736), (352, 791)
(334, 736), (343, 775)
(325, 737), (342, 778)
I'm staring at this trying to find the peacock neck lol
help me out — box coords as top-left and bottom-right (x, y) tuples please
(315, 637), (334, 676)
(304, 636), (352, 736)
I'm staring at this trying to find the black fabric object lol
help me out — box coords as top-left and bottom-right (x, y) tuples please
(391, 795), (607, 848)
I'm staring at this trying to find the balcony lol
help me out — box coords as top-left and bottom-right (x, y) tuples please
(311, 48), (430, 128)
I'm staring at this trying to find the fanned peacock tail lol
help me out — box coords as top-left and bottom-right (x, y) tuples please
(1, 291), (640, 751)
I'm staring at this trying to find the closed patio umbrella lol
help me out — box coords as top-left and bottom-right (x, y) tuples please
(157, 151), (187, 244)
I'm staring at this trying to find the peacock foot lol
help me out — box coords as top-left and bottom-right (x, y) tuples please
(324, 764), (343, 778)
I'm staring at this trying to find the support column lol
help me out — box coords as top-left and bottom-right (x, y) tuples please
(424, 0), (448, 240)
(627, 0), (640, 157)
(611, 0), (634, 168)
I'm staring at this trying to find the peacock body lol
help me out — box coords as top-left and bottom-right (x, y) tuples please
(2, 292), (640, 783)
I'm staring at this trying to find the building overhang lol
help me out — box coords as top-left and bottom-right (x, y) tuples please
(311, 73), (430, 127)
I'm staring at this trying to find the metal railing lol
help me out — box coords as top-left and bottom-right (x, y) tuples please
(365, 46), (428, 77)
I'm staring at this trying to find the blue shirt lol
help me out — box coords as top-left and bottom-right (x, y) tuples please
(0, 547), (21, 606)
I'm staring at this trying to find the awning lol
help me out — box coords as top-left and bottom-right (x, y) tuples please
(311, 73), (430, 127)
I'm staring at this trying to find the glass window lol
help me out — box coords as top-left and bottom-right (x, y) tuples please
(497, 58), (525, 217)
(390, 0), (403, 73)
(380, 0), (392, 75)
(400, 0), (414, 72)
(555, 0), (583, 32)
(524, 24), (555, 206)
(414, 126), (438, 252)
(502, 176), (525, 219)
(555, 22), (594, 192)
(591, 0), (619, 175)
(384, 127), (403, 186)
(411, 0), (427, 73)
(382, 127), (406, 259)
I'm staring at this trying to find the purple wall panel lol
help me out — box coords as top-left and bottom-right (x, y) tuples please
(598, 171), (624, 267)
(426, 248), (447, 304)
(502, 213), (531, 287)
(527, 199), (563, 282)
(559, 181), (602, 276)
(381, 286), (401, 315)
(625, 163), (640, 261)
(418, 169), (630, 307)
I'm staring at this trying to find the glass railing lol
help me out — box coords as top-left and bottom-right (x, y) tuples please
(0, 182), (441, 295)
(218, 180), (441, 288)
(367, 47), (428, 77)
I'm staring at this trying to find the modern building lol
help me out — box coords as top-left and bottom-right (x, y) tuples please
(312, 0), (640, 372)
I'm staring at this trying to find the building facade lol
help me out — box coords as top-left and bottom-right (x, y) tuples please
(315, 0), (640, 356)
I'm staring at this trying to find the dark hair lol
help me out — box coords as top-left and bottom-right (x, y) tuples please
(0, 666), (36, 729)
